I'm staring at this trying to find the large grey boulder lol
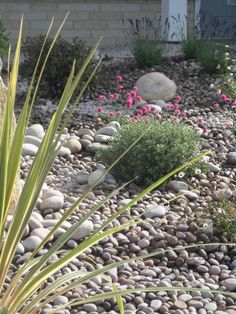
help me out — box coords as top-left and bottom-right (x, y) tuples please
(136, 72), (177, 101)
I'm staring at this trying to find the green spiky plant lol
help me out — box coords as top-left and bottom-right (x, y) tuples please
(0, 16), (236, 314)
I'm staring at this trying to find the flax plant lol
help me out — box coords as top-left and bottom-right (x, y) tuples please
(0, 17), (235, 314)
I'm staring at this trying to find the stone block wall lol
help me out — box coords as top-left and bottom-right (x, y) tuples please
(0, 0), (195, 47)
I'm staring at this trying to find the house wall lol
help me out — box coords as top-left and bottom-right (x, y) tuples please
(0, 0), (195, 47)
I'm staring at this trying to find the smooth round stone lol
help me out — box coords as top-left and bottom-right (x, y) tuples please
(187, 300), (203, 309)
(95, 126), (118, 136)
(204, 302), (217, 311)
(58, 146), (71, 157)
(88, 169), (106, 186)
(168, 180), (188, 192)
(82, 134), (94, 142)
(150, 300), (162, 311)
(79, 139), (91, 147)
(43, 219), (71, 230)
(75, 172), (89, 184)
(149, 99), (166, 109)
(31, 228), (53, 241)
(144, 205), (167, 218)
(83, 304), (97, 312)
(28, 217), (44, 230)
(221, 278), (236, 291)
(207, 162), (221, 172)
(138, 239), (150, 248)
(178, 190), (199, 201)
(27, 124), (44, 139)
(187, 257), (205, 266)
(64, 139), (82, 153)
(71, 220), (94, 240)
(53, 296), (68, 305)
(227, 152), (236, 164)
(40, 196), (64, 210)
(31, 211), (44, 222)
(86, 142), (107, 153)
(16, 242), (25, 255)
(24, 135), (41, 148)
(178, 294), (192, 302)
(22, 236), (42, 252)
(107, 121), (121, 130)
(136, 72), (177, 101)
(94, 134), (111, 143)
(174, 300), (187, 310)
(78, 128), (95, 137)
(42, 189), (64, 200)
(22, 143), (38, 156)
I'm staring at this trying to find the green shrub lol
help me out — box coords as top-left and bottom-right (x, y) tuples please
(197, 40), (227, 74)
(96, 119), (202, 187)
(21, 35), (93, 97)
(0, 20), (9, 57)
(132, 38), (162, 69)
(124, 17), (167, 68)
(181, 36), (200, 60)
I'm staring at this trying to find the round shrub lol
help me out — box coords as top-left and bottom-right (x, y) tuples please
(96, 119), (202, 187)
(21, 35), (93, 97)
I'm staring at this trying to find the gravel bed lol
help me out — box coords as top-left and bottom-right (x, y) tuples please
(9, 58), (236, 313)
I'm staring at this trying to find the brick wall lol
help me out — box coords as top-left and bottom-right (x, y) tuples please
(0, 0), (195, 47)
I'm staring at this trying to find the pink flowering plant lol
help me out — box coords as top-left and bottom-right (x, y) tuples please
(210, 46), (236, 110)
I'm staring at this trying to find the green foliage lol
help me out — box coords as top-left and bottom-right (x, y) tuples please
(21, 35), (93, 97)
(181, 36), (200, 60)
(0, 21), (9, 57)
(212, 200), (236, 241)
(97, 119), (202, 187)
(124, 17), (166, 68)
(132, 38), (162, 69)
(197, 40), (227, 74)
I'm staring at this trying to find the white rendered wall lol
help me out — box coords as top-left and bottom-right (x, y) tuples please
(161, 0), (188, 41)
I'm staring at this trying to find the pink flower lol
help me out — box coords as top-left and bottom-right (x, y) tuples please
(141, 106), (148, 113)
(150, 106), (157, 112)
(166, 103), (175, 110)
(232, 102), (236, 108)
(196, 116), (204, 124)
(175, 109), (181, 115)
(132, 116), (138, 121)
(109, 94), (115, 100)
(109, 112), (115, 117)
(225, 97), (232, 104)
(125, 93), (131, 98)
(126, 98), (133, 108)
(171, 116), (179, 123)
(113, 93), (119, 100)
(135, 96), (142, 102)
(137, 109), (143, 115)
(213, 103), (220, 110)
(132, 86), (138, 92)
(116, 75), (123, 82)
(175, 95), (182, 102)
(98, 95), (106, 101)
(203, 127), (209, 134)
(131, 90), (137, 98)
(97, 107), (103, 113)
(181, 111), (187, 119)
(118, 85), (124, 90)
(220, 94), (227, 101)
(226, 121), (233, 129)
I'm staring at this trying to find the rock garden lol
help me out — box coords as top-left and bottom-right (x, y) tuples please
(1, 23), (236, 314)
